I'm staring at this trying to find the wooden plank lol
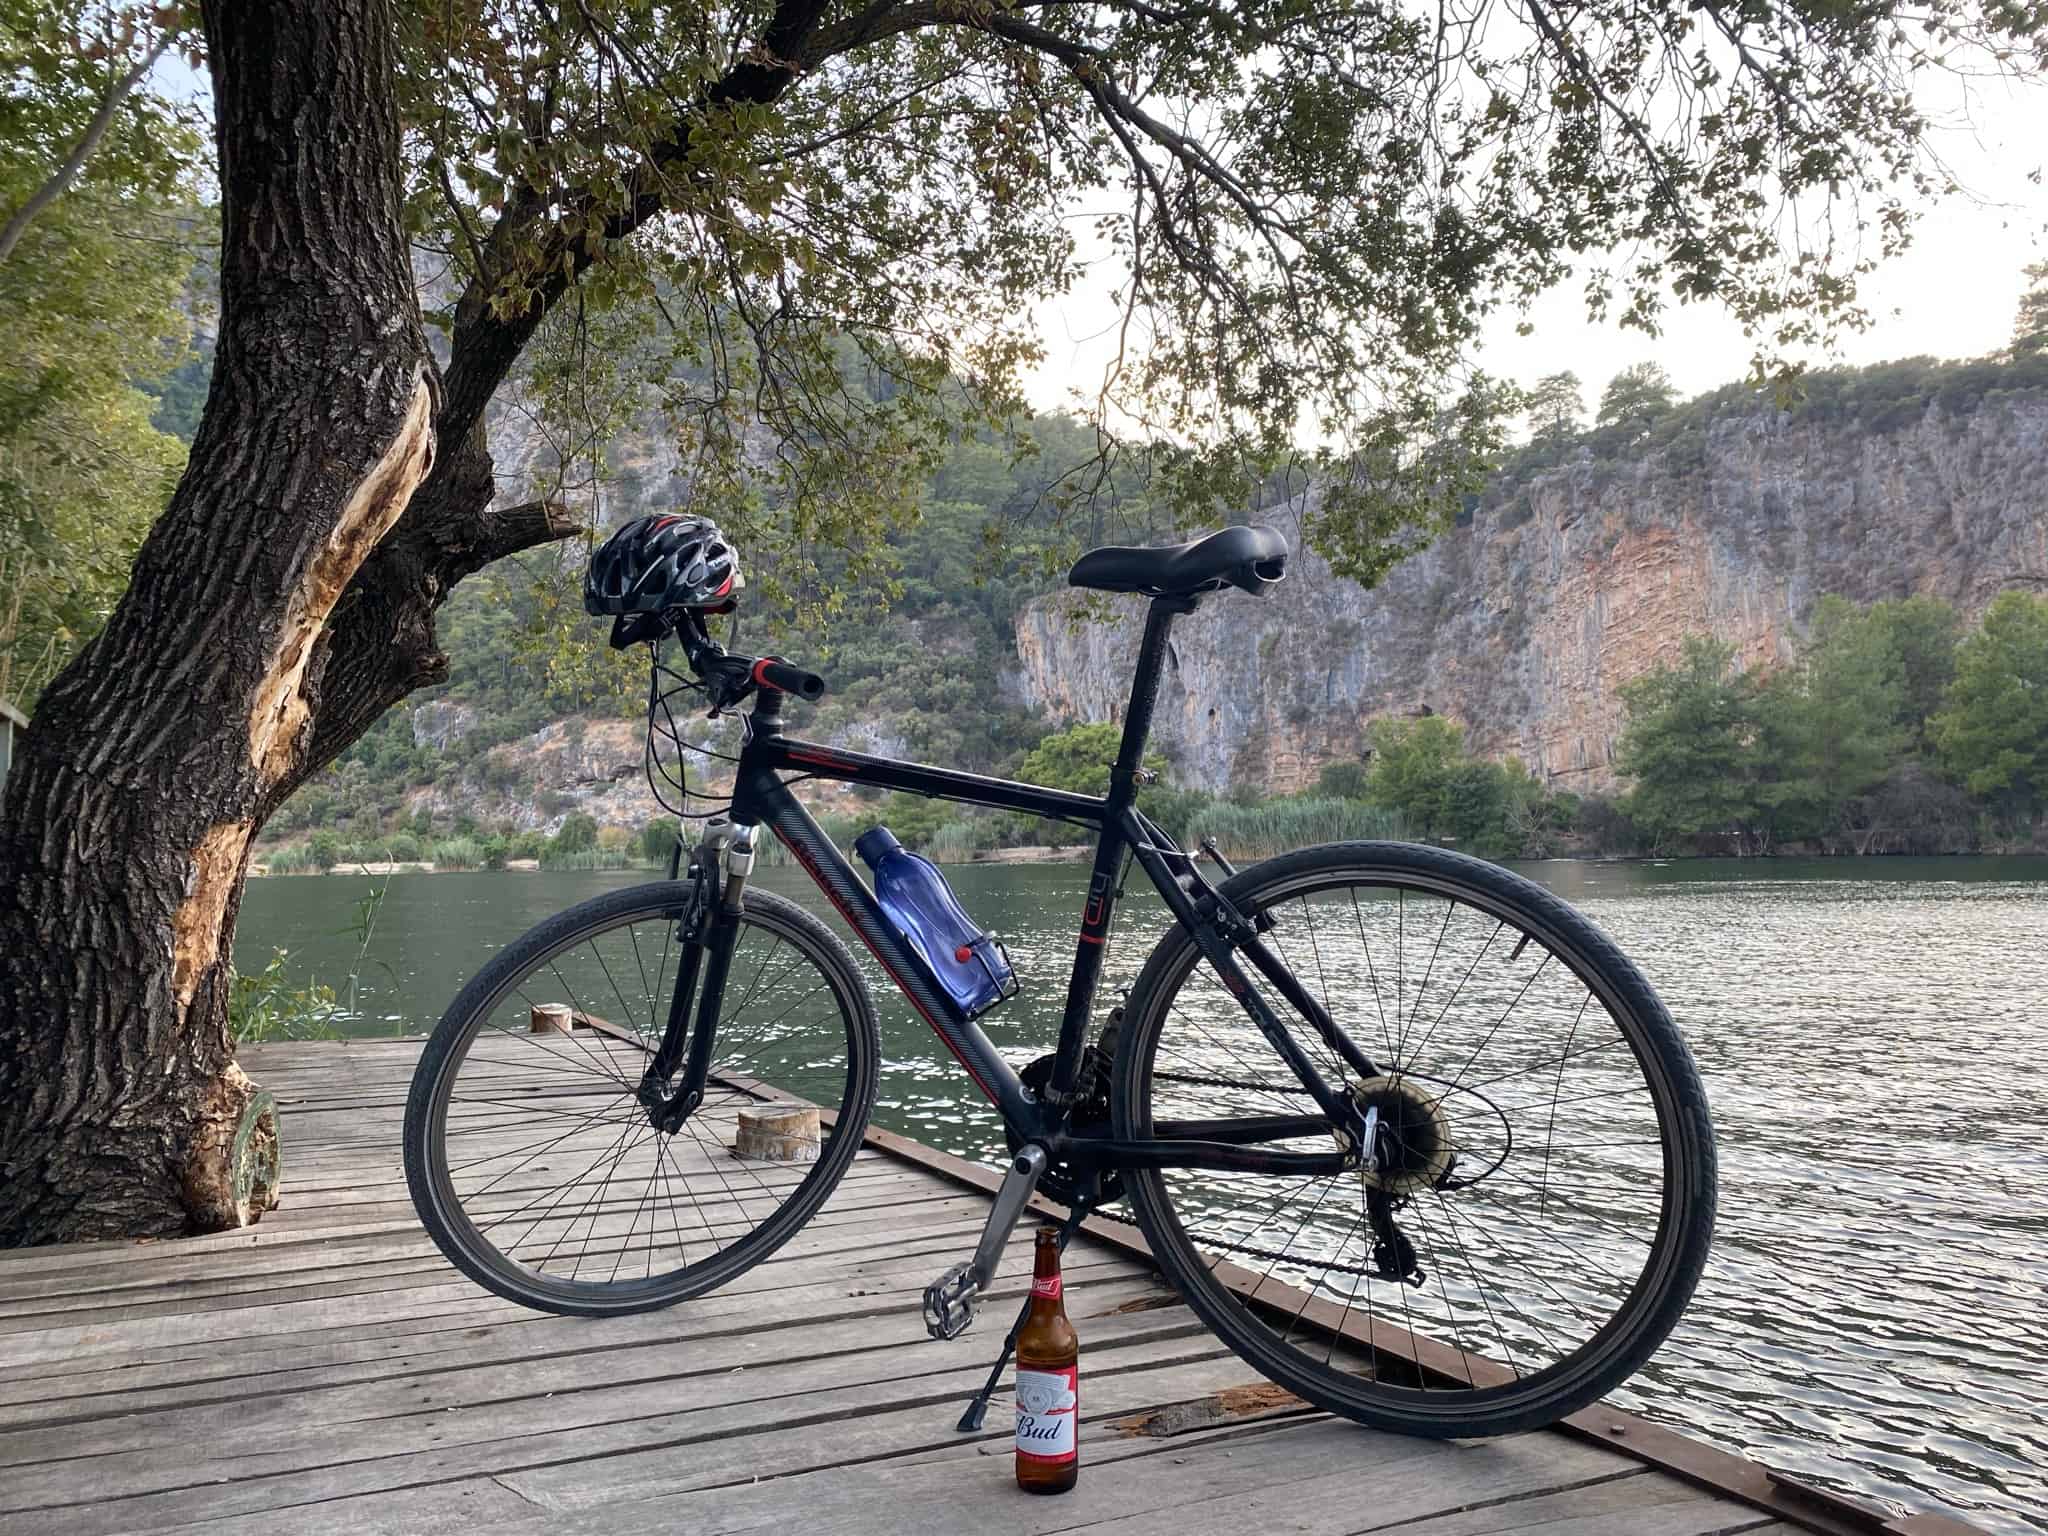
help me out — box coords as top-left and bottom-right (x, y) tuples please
(0, 1249), (1162, 1423)
(0, 1268), (1184, 1463)
(0, 1038), (1924, 1536)
(8, 1344), (1284, 1534)
(0, 1182), (1011, 1325)
(472, 1420), (1642, 1536)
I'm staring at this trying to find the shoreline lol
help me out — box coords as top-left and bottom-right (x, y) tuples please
(247, 846), (2048, 877)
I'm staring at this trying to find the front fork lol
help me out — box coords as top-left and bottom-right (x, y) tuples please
(639, 817), (755, 1133)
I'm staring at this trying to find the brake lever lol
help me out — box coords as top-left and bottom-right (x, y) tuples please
(702, 660), (753, 719)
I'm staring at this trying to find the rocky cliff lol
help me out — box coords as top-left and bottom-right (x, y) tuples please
(1014, 381), (2048, 794)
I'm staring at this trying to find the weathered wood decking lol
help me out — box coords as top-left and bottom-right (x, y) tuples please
(0, 1041), (1930, 1536)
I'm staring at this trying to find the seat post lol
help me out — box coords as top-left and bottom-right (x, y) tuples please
(1109, 596), (1194, 808)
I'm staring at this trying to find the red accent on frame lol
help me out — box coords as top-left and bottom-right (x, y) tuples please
(1077, 933), (1105, 946)
(787, 748), (859, 771)
(750, 656), (775, 687)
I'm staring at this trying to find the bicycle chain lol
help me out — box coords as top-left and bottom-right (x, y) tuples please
(1081, 1198), (1391, 1281)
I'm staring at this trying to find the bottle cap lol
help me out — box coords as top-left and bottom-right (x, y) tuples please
(955, 944), (974, 963)
(853, 826), (902, 867)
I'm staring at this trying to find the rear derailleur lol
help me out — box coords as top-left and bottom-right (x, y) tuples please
(1366, 1186), (1427, 1288)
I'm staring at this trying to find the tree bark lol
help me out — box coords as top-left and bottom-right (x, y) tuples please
(0, 0), (438, 1244)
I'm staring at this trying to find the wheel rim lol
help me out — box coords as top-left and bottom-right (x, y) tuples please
(423, 899), (865, 1305)
(1128, 864), (1704, 1417)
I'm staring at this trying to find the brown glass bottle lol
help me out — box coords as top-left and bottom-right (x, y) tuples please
(1014, 1226), (1080, 1493)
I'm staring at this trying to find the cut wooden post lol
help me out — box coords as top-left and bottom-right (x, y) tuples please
(530, 1003), (573, 1033)
(734, 1106), (821, 1163)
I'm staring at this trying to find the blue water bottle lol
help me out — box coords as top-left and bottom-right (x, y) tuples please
(854, 827), (1015, 1021)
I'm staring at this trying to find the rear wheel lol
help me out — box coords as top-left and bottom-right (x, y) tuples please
(404, 881), (879, 1315)
(1113, 841), (1715, 1437)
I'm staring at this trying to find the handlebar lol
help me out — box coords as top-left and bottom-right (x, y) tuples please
(748, 656), (827, 702)
(665, 612), (828, 712)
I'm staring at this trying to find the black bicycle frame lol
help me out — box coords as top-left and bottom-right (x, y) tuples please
(705, 596), (1375, 1179)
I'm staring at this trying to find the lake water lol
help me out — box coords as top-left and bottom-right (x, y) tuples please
(237, 855), (2048, 1534)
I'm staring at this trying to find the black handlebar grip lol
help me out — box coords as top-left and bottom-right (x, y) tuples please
(750, 656), (827, 701)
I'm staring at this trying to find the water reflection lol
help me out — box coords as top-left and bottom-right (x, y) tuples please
(238, 855), (2048, 1534)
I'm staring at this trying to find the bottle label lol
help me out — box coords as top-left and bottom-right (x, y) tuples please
(1030, 1274), (1061, 1300)
(1015, 1365), (1078, 1463)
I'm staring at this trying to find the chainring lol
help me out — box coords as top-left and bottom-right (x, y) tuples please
(1008, 1049), (1124, 1207)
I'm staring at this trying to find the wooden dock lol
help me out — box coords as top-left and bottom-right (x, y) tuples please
(0, 1040), (1964, 1536)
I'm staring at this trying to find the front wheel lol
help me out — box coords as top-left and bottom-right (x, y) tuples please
(1113, 841), (1715, 1438)
(404, 881), (880, 1315)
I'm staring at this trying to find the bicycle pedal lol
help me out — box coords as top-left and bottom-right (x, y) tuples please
(923, 1262), (979, 1340)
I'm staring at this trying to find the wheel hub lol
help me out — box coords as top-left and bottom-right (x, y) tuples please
(1345, 1075), (1454, 1195)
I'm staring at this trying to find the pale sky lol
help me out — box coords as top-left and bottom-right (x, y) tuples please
(1024, 72), (2048, 425)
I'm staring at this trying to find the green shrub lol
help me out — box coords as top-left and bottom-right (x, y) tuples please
(1314, 760), (1372, 800)
(307, 830), (340, 872)
(262, 842), (319, 874)
(433, 836), (483, 870)
(540, 845), (637, 870)
(385, 832), (423, 862)
(927, 816), (1003, 862)
(640, 816), (683, 864)
(1186, 798), (1405, 858)
(551, 813), (599, 854)
(229, 948), (341, 1043)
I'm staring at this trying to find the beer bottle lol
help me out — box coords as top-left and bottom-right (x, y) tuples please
(1014, 1226), (1079, 1493)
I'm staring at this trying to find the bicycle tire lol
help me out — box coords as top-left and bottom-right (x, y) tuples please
(1112, 840), (1716, 1438)
(404, 880), (880, 1316)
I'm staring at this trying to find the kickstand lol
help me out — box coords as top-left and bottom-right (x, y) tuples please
(955, 1198), (1091, 1432)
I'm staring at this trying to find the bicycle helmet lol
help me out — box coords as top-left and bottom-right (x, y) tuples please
(583, 514), (743, 616)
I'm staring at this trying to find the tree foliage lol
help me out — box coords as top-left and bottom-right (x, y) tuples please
(1934, 591), (2048, 814)
(0, 0), (203, 702)
(1362, 714), (1560, 855)
(385, 0), (2048, 598)
(1596, 363), (1677, 438)
(1615, 595), (2048, 853)
(1527, 371), (1585, 445)
(1615, 638), (1759, 849)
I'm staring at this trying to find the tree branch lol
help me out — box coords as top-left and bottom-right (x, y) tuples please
(0, 32), (172, 266)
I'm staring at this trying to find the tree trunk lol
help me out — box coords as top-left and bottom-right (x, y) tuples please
(0, 0), (437, 1244)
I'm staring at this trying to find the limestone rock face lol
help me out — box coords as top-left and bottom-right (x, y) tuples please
(1014, 391), (2048, 794)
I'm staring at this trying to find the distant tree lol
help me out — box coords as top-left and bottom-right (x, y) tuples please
(639, 816), (682, 865)
(1017, 722), (1169, 797)
(1364, 715), (1468, 841)
(1615, 638), (1757, 850)
(2014, 261), (2048, 360)
(1314, 759), (1372, 800)
(550, 813), (599, 854)
(1933, 591), (2048, 816)
(1528, 371), (1585, 444)
(1014, 721), (1191, 833)
(1754, 598), (1903, 845)
(1868, 595), (1959, 753)
(1597, 363), (1678, 436)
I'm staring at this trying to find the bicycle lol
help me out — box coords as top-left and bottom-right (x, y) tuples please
(403, 523), (1716, 1439)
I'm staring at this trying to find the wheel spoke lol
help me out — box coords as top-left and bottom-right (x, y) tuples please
(416, 895), (871, 1309)
(1124, 856), (1709, 1433)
